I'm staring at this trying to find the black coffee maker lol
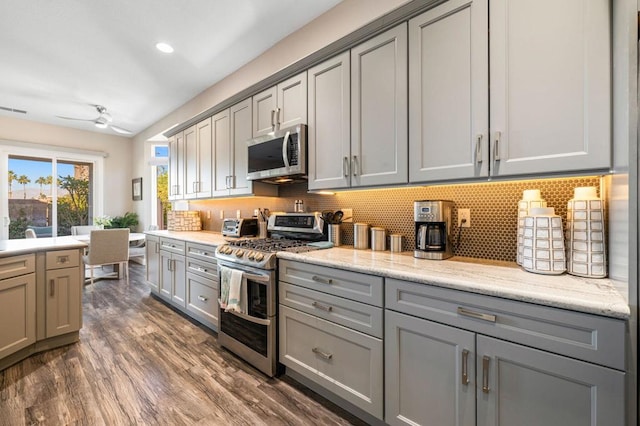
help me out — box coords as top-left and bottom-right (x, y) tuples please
(414, 200), (454, 260)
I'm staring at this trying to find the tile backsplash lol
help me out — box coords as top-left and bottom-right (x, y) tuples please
(189, 176), (603, 262)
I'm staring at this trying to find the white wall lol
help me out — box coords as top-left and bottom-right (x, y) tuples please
(0, 115), (133, 217)
(131, 0), (410, 229)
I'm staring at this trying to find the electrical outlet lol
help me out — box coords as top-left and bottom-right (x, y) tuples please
(236, 210), (241, 219)
(254, 209), (260, 217)
(207, 210), (211, 220)
(219, 210), (224, 220)
(341, 208), (353, 222)
(458, 209), (471, 228)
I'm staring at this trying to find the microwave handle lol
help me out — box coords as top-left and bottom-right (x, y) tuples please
(282, 131), (291, 168)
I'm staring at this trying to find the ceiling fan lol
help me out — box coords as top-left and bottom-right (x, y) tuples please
(56, 105), (132, 135)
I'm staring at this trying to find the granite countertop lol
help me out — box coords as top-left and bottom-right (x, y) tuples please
(145, 230), (230, 246)
(277, 247), (630, 320)
(0, 236), (87, 258)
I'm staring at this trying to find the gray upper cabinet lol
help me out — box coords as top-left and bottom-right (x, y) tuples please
(351, 23), (408, 187)
(307, 51), (351, 190)
(213, 100), (278, 198)
(252, 72), (307, 137)
(212, 108), (231, 197)
(409, 0), (488, 183)
(489, 0), (610, 177)
(184, 119), (213, 199)
(167, 131), (184, 200)
(309, 24), (408, 191)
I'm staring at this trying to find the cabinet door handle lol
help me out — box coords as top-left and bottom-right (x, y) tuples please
(475, 134), (483, 164)
(461, 349), (470, 385)
(457, 307), (496, 323)
(271, 109), (275, 129)
(343, 156), (350, 177)
(311, 301), (333, 312)
(198, 295), (208, 302)
(493, 131), (501, 161)
(155, 244), (160, 254)
(352, 155), (359, 176)
(275, 107), (281, 126)
(50, 279), (55, 297)
(311, 275), (333, 285)
(312, 347), (333, 360)
(167, 259), (172, 271)
(482, 355), (491, 393)
(230, 175), (235, 189)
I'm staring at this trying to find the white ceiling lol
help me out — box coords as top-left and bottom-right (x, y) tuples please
(0, 0), (342, 137)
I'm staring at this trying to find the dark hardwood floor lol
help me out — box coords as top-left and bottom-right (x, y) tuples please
(0, 263), (367, 425)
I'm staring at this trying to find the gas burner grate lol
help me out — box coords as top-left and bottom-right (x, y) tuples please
(225, 238), (316, 253)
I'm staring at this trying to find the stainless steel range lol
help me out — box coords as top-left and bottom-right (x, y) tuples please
(215, 212), (325, 377)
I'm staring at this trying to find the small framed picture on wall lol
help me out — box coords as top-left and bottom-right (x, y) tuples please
(132, 177), (142, 201)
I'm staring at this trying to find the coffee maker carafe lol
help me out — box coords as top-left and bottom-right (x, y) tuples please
(414, 200), (454, 260)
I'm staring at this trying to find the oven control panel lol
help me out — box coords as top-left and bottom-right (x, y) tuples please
(215, 244), (274, 269)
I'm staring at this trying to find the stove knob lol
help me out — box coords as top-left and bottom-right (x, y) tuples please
(254, 253), (264, 262)
(221, 246), (230, 254)
(235, 249), (245, 258)
(247, 251), (254, 260)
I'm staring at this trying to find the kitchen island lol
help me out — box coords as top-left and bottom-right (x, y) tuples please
(0, 237), (86, 370)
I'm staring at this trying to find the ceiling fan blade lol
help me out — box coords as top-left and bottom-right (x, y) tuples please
(56, 115), (96, 122)
(110, 124), (132, 135)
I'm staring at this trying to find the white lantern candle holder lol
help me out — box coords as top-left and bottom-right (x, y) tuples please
(517, 189), (547, 265)
(521, 207), (566, 275)
(566, 187), (606, 278)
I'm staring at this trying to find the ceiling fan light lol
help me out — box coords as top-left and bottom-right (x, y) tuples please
(156, 42), (174, 53)
(95, 119), (108, 129)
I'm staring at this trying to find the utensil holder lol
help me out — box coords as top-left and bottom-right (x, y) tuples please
(258, 221), (268, 238)
(328, 224), (341, 246)
(566, 187), (606, 278)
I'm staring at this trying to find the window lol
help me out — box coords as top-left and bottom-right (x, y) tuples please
(1, 143), (104, 239)
(150, 145), (170, 230)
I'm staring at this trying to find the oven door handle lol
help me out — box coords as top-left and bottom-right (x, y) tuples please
(240, 271), (270, 284)
(226, 310), (271, 326)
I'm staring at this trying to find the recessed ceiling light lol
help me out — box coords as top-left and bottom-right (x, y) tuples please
(155, 42), (174, 54)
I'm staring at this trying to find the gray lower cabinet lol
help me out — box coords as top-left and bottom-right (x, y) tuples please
(185, 242), (219, 329)
(279, 260), (384, 419)
(152, 237), (220, 331)
(385, 278), (625, 426)
(158, 238), (186, 307)
(145, 234), (160, 293)
(385, 310), (475, 426)
(476, 335), (624, 426)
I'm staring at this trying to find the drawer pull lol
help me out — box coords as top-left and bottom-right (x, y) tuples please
(50, 279), (55, 297)
(482, 355), (491, 393)
(457, 307), (496, 323)
(311, 301), (333, 312)
(461, 349), (470, 385)
(198, 295), (208, 302)
(57, 255), (69, 264)
(312, 347), (333, 360)
(311, 275), (333, 285)
(193, 266), (208, 273)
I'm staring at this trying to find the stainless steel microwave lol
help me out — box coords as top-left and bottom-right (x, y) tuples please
(246, 124), (306, 183)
